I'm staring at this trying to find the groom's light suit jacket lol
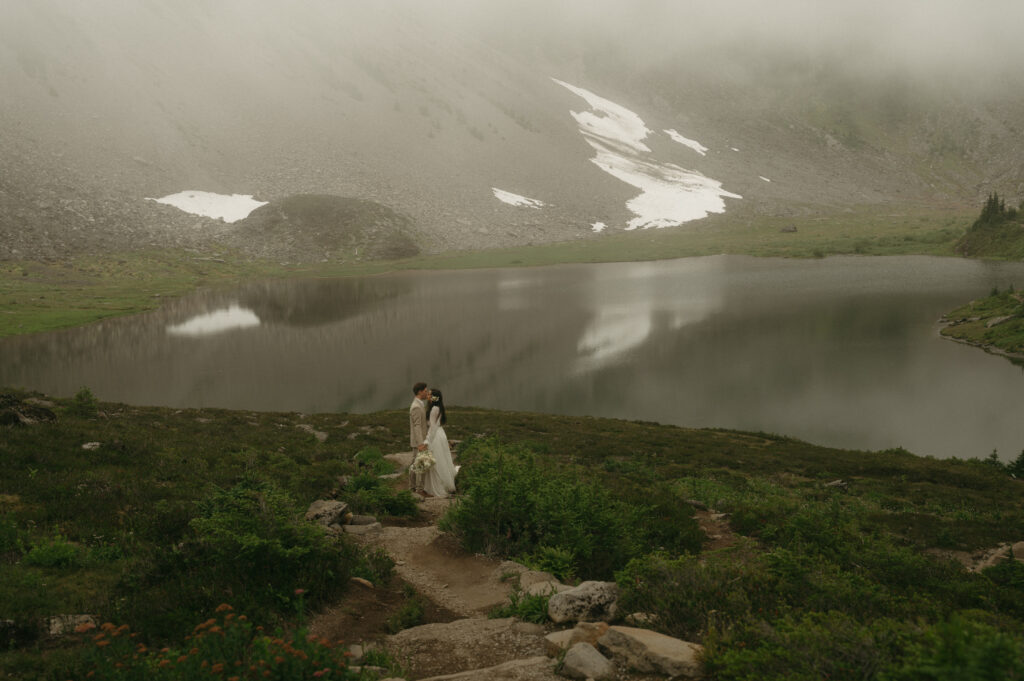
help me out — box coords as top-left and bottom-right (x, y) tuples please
(409, 398), (428, 450)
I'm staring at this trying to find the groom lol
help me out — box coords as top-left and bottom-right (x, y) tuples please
(409, 381), (430, 493)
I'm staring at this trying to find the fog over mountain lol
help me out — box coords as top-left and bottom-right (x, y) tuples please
(2, 0), (1023, 261)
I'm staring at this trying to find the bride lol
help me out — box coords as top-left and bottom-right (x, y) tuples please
(422, 388), (457, 498)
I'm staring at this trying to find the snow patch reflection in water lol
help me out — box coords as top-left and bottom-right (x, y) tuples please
(166, 305), (261, 337)
(146, 191), (267, 223)
(492, 188), (546, 208)
(574, 259), (722, 371)
(553, 78), (740, 231)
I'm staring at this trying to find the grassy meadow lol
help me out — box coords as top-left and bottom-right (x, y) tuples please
(0, 206), (968, 338)
(2, 389), (1023, 679)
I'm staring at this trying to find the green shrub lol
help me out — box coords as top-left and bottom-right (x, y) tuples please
(56, 605), (362, 680)
(617, 550), (776, 641)
(440, 440), (642, 579)
(352, 446), (394, 476)
(882, 612), (1024, 681)
(522, 545), (577, 583)
(351, 546), (395, 585)
(68, 386), (99, 418)
(489, 587), (551, 624)
(387, 586), (426, 633)
(24, 533), (82, 568)
(342, 473), (418, 517)
(0, 515), (24, 557)
(112, 475), (354, 639)
(0, 567), (54, 645)
(704, 611), (910, 681)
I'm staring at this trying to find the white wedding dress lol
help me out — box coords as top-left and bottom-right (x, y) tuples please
(422, 405), (457, 498)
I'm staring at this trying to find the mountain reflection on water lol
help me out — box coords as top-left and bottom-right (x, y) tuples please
(2, 256), (1024, 460)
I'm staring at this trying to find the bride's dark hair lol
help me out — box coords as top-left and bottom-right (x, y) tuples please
(429, 389), (447, 425)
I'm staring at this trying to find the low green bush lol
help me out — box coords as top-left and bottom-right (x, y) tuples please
(352, 446), (394, 476)
(489, 587), (551, 624)
(522, 545), (577, 583)
(342, 473), (418, 517)
(111, 475), (354, 640)
(617, 550), (777, 641)
(387, 586), (426, 633)
(56, 605), (363, 680)
(440, 440), (647, 579)
(704, 611), (910, 681)
(882, 612), (1024, 681)
(23, 533), (82, 568)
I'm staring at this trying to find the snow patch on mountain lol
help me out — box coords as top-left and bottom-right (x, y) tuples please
(492, 188), (546, 208)
(664, 129), (708, 156)
(552, 78), (741, 231)
(146, 191), (267, 223)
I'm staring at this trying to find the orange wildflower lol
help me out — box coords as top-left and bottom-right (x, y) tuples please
(211, 663), (224, 673)
(74, 622), (97, 634)
(215, 603), (233, 612)
(159, 660), (171, 668)
(96, 640), (111, 648)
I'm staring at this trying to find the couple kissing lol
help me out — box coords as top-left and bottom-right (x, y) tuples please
(408, 382), (457, 498)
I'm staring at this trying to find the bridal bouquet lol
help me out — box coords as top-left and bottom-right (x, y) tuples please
(411, 448), (436, 473)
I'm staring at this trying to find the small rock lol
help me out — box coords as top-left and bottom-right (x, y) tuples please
(561, 642), (615, 680)
(351, 577), (375, 589)
(48, 614), (96, 637)
(348, 514), (378, 526)
(1013, 541), (1024, 561)
(296, 423), (328, 442)
(81, 442), (101, 451)
(624, 613), (658, 627)
(305, 500), (349, 527)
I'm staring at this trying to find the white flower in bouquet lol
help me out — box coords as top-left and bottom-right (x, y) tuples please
(411, 448), (436, 473)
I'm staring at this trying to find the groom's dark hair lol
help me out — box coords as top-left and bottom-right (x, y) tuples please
(412, 382), (427, 395)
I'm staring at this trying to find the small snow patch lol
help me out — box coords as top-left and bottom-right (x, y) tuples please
(591, 222), (607, 233)
(664, 129), (708, 156)
(492, 188), (546, 208)
(760, 176), (772, 182)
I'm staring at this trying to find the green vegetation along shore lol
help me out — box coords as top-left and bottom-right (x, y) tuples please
(0, 206), (967, 338)
(2, 388), (1023, 679)
(941, 285), (1024, 363)
(940, 194), (1024, 361)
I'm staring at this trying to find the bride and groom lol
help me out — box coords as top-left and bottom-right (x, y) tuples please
(409, 382), (457, 498)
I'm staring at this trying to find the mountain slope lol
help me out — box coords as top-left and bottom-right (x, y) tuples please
(2, 1), (1023, 261)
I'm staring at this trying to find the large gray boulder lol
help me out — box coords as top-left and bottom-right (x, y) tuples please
(304, 499), (349, 527)
(560, 642), (615, 681)
(597, 626), (704, 678)
(547, 581), (618, 624)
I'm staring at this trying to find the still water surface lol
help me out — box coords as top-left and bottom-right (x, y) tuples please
(3, 255), (1023, 459)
